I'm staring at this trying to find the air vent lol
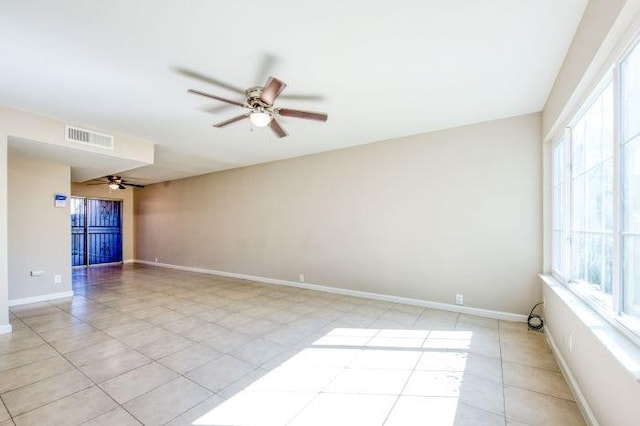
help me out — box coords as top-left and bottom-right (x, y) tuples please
(65, 125), (114, 149)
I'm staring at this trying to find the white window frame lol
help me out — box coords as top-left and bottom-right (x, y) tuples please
(551, 129), (571, 281)
(550, 36), (640, 346)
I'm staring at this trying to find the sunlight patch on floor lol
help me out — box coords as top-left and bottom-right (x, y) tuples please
(192, 327), (473, 425)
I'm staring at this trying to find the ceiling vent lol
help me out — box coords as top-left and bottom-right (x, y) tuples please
(65, 125), (114, 150)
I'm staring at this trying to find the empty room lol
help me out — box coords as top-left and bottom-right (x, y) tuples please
(1, 0), (640, 425)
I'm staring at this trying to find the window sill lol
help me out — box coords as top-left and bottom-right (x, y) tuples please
(539, 274), (640, 384)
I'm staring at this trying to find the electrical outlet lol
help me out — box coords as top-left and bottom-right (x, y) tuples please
(299, 273), (305, 283)
(455, 294), (464, 305)
(54, 274), (62, 284)
(30, 270), (44, 277)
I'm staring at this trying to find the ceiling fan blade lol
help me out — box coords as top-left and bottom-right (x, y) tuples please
(255, 54), (278, 85)
(214, 113), (251, 128)
(200, 104), (235, 115)
(122, 182), (145, 188)
(174, 67), (244, 94)
(276, 108), (328, 122)
(280, 94), (325, 101)
(188, 89), (246, 108)
(269, 118), (288, 138)
(260, 77), (286, 105)
(118, 184), (126, 190)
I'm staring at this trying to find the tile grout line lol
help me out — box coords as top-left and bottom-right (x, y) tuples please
(498, 323), (508, 426)
(0, 391), (12, 424)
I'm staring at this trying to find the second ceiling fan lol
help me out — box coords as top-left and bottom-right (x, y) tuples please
(188, 76), (328, 138)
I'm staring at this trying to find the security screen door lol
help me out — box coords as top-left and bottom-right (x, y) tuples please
(71, 197), (123, 266)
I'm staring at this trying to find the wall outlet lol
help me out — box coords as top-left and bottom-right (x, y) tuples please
(154, 257), (158, 263)
(30, 270), (44, 277)
(455, 294), (464, 305)
(54, 274), (62, 284)
(299, 273), (305, 283)
(567, 334), (573, 353)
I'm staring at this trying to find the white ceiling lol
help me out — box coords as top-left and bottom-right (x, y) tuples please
(0, 0), (587, 183)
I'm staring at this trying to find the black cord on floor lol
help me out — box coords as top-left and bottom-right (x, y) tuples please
(527, 302), (545, 331)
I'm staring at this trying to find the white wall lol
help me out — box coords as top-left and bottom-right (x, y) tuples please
(136, 113), (542, 316)
(8, 154), (71, 301)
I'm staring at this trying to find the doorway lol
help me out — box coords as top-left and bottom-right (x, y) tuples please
(71, 197), (123, 267)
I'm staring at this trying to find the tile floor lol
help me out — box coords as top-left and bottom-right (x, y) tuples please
(0, 264), (586, 425)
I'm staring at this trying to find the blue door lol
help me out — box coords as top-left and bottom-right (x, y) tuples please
(71, 197), (123, 266)
(87, 199), (122, 265)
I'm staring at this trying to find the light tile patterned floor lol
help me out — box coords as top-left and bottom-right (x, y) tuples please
(0, 264), (586, 425)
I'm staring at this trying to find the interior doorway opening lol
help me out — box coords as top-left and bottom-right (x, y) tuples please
(71, 196), (123, 267)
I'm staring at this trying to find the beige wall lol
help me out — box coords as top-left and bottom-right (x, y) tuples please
(136, 113), (542, 315)
(0, 136), (9, 330)
(8, 154), (71, 300)
(543, 282), (640, 426)
(71, 183), (135, 262)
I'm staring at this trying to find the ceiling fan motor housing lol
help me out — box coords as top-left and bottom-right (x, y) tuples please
(245, 87), (270, 110)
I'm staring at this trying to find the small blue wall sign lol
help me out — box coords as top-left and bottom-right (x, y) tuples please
(54, 193), (67, 208)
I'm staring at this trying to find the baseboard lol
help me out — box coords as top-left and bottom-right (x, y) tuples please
(134, 259), (527, 322)
(545, 326), (599, 426)
(8, 291), (75, 307)
(0, 324), (12, 335)
(123, 259), (135, 264)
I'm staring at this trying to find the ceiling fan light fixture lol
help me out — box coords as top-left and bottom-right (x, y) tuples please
(249, 111), (272, 127)
(108, 182), (120, 190)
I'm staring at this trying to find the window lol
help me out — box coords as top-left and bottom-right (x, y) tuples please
(621, 41), (640, 318)
(570, 82), (614, 308)
(552, 38), (640, 336)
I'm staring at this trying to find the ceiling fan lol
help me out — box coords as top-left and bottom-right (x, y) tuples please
(188, 76), (328, 138)
(87, 176), (144, 190)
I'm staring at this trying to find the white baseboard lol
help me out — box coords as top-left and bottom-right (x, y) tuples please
(545, 326), (599, 426)
(8, 291), (75, 307)
(123, 259), (135, 264)
(134, 259), (527, 322)
(0, 324), (12, 335)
